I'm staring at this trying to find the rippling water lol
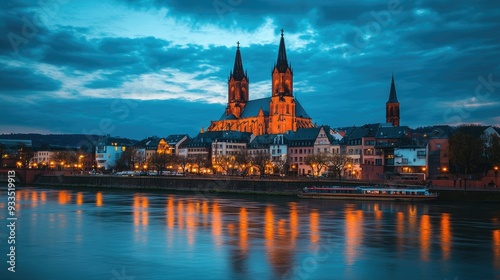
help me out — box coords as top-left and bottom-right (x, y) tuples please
(0, 186), (499, 280)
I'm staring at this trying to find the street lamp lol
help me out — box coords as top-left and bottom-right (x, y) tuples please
(495, 166), (498, 187)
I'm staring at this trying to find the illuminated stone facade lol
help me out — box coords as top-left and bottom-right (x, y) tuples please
(207, 30), (313, 136)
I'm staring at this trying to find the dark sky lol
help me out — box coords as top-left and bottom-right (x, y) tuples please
(1, 0), (499, 139)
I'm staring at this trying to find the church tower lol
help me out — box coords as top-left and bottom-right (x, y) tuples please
(386, 73), (400, 127)
(226, 42), (249, 118)
(272, 29), (293, 96)
(269, 29), (296, 134)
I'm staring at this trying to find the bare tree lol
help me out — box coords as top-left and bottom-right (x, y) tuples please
(329, 154), (351, 180)
(176, 155), (190, 175)
(304, 153), (331, 176)
(148, 153), (169, 174)
(192, 154), (209, 173)
(272, 154), (289, 176)
(235, 152), (252, 175)
(50, 151), (77, 170)
(252, 152), (271, 175)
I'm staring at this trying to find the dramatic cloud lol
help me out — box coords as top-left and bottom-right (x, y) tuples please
(1, 0), (499, 139)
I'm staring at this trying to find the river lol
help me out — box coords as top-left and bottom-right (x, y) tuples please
(0, 186), (499, 279)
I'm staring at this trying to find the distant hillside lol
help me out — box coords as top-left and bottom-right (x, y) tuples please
(0, 134), (138, 148)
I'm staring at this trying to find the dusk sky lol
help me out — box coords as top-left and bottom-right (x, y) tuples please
(1, 0), (499, 139)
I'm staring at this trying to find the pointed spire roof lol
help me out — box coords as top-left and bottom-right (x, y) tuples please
(387, 73), (399, 103)
(231, 41), (245, 81)
(276, 29), (289, 73)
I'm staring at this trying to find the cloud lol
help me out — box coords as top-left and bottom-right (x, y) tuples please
(1, 0), (500, 138)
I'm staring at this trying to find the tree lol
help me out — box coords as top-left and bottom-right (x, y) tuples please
(0, 144), (5, 167)
(329, 154), (351, 180)
(148, 152), (170, 174)
(192, 154), (209, 173)
(176, 155), (190, 175)
(50, 150), (77, 170)
(304, 153), (331, 176)
(449, 126), (485, 177)
(115, 147), (141, 171)
(272, 154), (289, 176)
(17, 144), (34, 168)
(235, 152), (253, 175)
(485, 133), (500, 171)
(252, 152), (271, 175)
(213, 154), (230, 174)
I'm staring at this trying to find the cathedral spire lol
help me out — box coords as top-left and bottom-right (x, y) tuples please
(387, 72), (398, 103)
(231, 41), (245, 81)
(276, 29), (289, 73)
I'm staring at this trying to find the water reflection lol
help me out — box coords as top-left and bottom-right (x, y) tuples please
(8, 187), (500, 279)
(289, 202), (298, 247)
(76, 192), (83, 205)
(186, 200), (196, 245)
(494, 229), (500, 269)
(396, 211), (405, 252)
(239, 208), (248, 254)
(441, 213), (451, 260)
(96, 192), (103, 207)
(345, 206), (363, 266)
(212, 202), (222, 246)
(420, 214), (431, 261)
(58, 191), (71, 205)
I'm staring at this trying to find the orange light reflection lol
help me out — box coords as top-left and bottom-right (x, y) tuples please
(167, 196), (175, 229)
(493, 229), (500, 269)
(212, 202), (222, 246)
(289, 202), (299, 248)
(441, 213), (451, 260)
(239, 208), (248, 253)
(96, 192), (102, 207)
(186, 201), (196, 245)
(76, 192), (83, 205)
(420, 214), (431, 261)
(345, 208), (363, 266)
(396, 212), (404, 251)
(310, 210), (319, 244)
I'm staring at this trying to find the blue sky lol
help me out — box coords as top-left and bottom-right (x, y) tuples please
(1, 0), (499, 139)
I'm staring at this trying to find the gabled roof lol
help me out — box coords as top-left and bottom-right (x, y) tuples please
(249, 134), (277, 148)
(164, 134), (189, 144)
(97, 136), (134, 146)
(376, 126), (410, 139)
(239, 98), (270, 118)
(286, 127), (321, 147)
(135, 137), (165, 149)
(219, 97), (311, 120)
(181, 131), (252, 148)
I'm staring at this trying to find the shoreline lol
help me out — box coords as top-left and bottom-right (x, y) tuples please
(32, 175), (500, 202)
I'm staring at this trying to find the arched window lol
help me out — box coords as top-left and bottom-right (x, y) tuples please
(286, 104), (290, 114)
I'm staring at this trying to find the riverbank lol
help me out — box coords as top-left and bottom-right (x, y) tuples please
(33, 175), (500, 202)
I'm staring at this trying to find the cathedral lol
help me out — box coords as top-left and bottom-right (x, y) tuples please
(207, 30), (314, 136)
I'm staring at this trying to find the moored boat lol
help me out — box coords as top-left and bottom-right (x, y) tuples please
(298, 186), (438, 201)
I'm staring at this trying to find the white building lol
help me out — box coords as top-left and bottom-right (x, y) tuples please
(95, 137), (133, 170)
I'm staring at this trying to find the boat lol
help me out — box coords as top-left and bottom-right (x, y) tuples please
(298, 185), (438, 201)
